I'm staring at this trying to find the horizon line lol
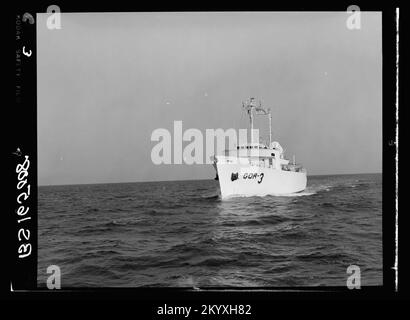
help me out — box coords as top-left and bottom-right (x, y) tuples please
(38, 172), (382, 187)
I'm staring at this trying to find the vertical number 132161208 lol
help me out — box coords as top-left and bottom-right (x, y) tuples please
(16, 155), (32, 259)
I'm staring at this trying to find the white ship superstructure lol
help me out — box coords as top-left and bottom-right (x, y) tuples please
(212, 98), (307, 199)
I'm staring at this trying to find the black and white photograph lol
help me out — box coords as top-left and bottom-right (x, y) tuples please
(7, 4), (405, 308)
(35, 11), (384, 288)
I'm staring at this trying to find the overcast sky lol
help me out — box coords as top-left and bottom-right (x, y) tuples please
(37, 12), (382, 186)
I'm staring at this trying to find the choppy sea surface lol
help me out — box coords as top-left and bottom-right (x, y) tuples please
(38, 173), (382, 287)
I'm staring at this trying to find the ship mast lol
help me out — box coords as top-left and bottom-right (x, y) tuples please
(242, 98), (272, 145)
(250, 107), (254, 143)
(268, 112), (272, 146)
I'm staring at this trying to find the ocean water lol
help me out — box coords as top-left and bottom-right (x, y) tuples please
(38, 173), (382, 287)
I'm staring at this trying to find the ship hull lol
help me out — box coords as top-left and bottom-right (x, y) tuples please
(214, 159), (307, 199)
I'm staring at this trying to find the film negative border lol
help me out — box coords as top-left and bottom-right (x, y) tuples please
(7, 3), (403, 300)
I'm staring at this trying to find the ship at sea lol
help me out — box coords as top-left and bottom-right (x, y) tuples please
(212, 98), (307, 199)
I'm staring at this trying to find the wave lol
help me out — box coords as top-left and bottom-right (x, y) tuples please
(38, 176), (382, 287)
(319, 202), (336, 208)
(189, 193), (221, 202)
(222, 184), (332, 199)
(201, 194), (220, 200)
(296, 251), (349, 263)
(69, 263), (121, 279)
(104, 218), (152, 227)
(175, 275), (200, 288)
(188, 256), (237, 267)
(220, 217), (286, 227)
(140, 208), (175, 216)
(268, 191), (317, 197)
